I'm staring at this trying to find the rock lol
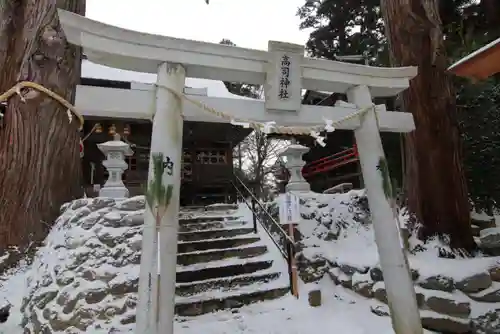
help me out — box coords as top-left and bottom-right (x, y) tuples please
(471, 224), (481, 237)
(419, 275), (454, 292)
(324, 230), (338, 241)
(296, 254), (327, 283)
(372, 284), (387, 304)
(85, 289), (108, 304)
(89, 198), (116, 211)
(425, 295), (471, 317)
(102, 211), (125, 227)
(115, 196), (145, 211)
(121, 212), (144, 227)
(421, 313), (471, 333)
(71, 199), (89, 211)
(109, 278), (139, 295)
(410, 269), (420, 281)
(472, 217), (496, 229)
(327, 268), (342, 285)
(373, 283), (425, 307)
(96, 231), (118, 248)
(370, 267), (384, 282)
(468, 283), (500, 303)
(308, 289), (321, 307)
(339, 263), (368, 275)
(471, 309), (500, 334)
(68, 207), (92, 223)
(457, 272), (492, 293)
(80, 216), (100, 230)
(480, 228), (500, 248)
(370, 305), (389, 317)
(301, 211), (316, 220)
(331, 270), (352, 289)
(120, 314), (136, 325)
(128, 238), (142, 252)
(338, 274), (353, 289)
(489, 267), (500, 282)
(21, 196), (150, 332)
(32, 291), (58, 310)
(352, 281), (374, 298)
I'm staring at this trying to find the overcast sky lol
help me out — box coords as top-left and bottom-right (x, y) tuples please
(85, 0), (312, 51)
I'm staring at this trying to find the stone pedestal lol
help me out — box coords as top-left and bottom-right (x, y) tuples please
(280, 144), (310, 192)
(98, 135), (133, 199)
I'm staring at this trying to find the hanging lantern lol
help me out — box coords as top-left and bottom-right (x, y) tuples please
(109, 124), (116, 136)
(95, 123), (103, 134)
(79, 139), (84, 158)
(123, 124), (131, 136)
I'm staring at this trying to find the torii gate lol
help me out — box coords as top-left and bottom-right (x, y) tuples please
(58, 9), (423, 334)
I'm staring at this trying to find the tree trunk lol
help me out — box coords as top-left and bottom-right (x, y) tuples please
(381, 0), (475, 251)
(0, 0), (85, 250)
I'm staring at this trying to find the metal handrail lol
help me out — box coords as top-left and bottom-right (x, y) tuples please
(232, 184), (287, 258)
(231, 174), (298, 297)
(232, 175), (294, 246)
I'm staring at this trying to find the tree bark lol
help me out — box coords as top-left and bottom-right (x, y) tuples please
(0, 0), (85, 249)
(381, 0), (475, 251)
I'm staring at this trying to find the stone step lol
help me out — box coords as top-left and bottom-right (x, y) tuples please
(178, 227), (255, 242)
(175, 286), (290, 316)
(179, 216), (240, 224)
(177, 236), (260, 253)
(176, 272), (281, 296)
(176, 260), (273, 283)
(179, 220), (247, 232)
(180, 206), (206, 213)
(205, 203), (239, 211)
(177, 245), (268, 266)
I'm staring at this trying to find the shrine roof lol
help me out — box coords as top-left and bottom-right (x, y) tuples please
(81, 60), (256, 100)
(448, 37), (500, 80)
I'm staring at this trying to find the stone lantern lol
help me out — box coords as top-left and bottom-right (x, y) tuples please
(280, 144), (310, 192)
(98, 134), (134, 198)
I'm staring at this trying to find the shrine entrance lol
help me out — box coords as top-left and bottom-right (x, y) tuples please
(59, 8), (424, 334)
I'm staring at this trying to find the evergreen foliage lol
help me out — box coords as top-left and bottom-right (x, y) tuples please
(145, 153), (174, 218)
(298, 0), (500, 213)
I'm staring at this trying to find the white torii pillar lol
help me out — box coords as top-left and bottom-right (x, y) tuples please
(136, 62), (185, 334)
(348, 85), (422, 333)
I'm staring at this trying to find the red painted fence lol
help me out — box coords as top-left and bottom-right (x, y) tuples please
(302, 145), (359, 178)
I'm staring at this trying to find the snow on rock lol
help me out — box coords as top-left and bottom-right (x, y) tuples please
(20, 197), (145, 333)
(281, 190), (500, 333)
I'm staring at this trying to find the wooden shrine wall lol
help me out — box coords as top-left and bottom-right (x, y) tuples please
(82, 120), (250, 205)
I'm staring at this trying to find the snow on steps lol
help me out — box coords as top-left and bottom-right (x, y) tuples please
(174, 206), (289, 316)
(19, 197), (290, 333)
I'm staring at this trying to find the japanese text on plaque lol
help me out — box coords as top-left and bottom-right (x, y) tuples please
(279, 55), (291, 100)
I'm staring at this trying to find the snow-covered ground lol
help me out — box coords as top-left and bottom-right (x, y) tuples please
(3, 191), (500, 333)
(0, 196), (406, 334)
(174, 278), (401, 334)
(0, 263), (29, 333)
(0, 272), (401, 334)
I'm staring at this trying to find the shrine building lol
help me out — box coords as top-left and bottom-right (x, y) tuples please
(448, 36), (500, 80)
(79, 59), (252, 206)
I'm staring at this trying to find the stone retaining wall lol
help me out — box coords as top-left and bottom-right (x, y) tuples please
(328, 261), (500, 333)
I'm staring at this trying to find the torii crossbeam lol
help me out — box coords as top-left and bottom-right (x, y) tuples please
(58, 9), (423, 334)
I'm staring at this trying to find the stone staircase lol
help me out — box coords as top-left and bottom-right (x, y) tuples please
(174, 204), (290, 316)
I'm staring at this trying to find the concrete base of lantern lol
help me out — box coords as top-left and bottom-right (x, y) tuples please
(99, 186), (130, 199)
